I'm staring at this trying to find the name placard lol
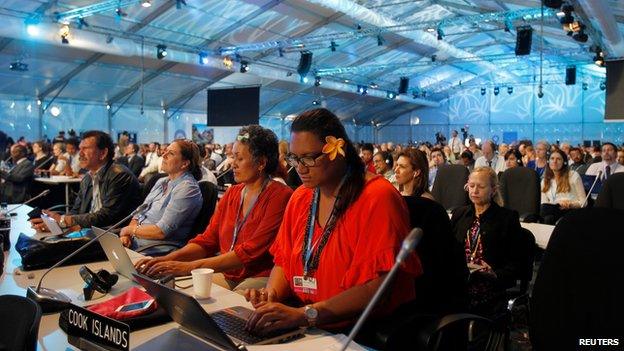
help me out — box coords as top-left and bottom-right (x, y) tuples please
(64, 304), (130, 351)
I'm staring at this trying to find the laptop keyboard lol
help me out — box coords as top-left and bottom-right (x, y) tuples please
(210, 310), (290, 345)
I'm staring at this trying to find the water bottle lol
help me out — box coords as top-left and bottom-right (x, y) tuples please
(0, 202), (10, 251)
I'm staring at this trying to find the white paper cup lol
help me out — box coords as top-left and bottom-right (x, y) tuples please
(191, 268), (214, 299)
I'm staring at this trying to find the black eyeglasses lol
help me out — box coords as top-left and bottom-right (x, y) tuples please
(285, 152), (325, 168)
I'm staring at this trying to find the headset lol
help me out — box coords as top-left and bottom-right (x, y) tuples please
(79, 266), (118, 294)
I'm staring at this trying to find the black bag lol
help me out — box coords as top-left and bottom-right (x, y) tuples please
(15, 230), (107, 271)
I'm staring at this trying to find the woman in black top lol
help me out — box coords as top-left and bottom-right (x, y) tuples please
(450, 166), (524, 315)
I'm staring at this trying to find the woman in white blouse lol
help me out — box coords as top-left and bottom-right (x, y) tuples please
(541, 149), (586, 210)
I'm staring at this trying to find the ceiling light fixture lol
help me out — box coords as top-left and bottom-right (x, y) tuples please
(59, 24), (70, 44)
(156, 44), (167, 59)
(141, 0), (152, 8)
(239, 60), (250, 73)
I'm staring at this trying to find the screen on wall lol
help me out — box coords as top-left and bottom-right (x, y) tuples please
(605, 60), (624, 121)
(207, 87), (260, 126)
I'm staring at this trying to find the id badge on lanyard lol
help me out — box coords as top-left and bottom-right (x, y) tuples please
(293, 275), (318, 295)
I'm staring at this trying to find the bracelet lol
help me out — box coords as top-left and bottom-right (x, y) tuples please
(132, 224), (140, 239)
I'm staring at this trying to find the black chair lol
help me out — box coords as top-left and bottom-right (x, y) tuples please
(575, 163), (590, 176)
(137, 181), (218, 256)
(530, 208), (624, 350)
(499, 167), (541, 222)
(595, 172), (624, 210)
(431, 164), (470, 211)
(0, 295), (42, 351)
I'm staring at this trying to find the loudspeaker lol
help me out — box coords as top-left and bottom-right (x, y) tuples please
(565, 66), (576, 85)
(543, 0), (563, 9)
(515, 26), (533, 56)
(297, 51), (313, 77)
(398, 77), (409, 95)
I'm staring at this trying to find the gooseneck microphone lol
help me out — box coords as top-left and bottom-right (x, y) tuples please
(340, 228), (423, 351)
(34, 155), (55, 170)
(26, 203), (148, 313)
(8, 189), (51, 215)
(582, 170), (603, 208)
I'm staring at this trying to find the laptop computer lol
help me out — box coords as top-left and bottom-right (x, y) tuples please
(132, 273), (304, 350)
(94, 227), (138, 280)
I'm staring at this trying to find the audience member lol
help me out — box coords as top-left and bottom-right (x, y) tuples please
(120, 140), (203, 252)
(0, 144), (35, 203)
(429, 147), (447, 189)
(32, 140), (51, 170)
(373, 151), (397, 188)
(136, 125), (292, 292)
(585, 142), (624, 180)
(568, 147), (585, 172)
(450, 167), (524, 316)
(32, 131), (142, 231)
(504, 149), (523, 169)
(395, 148), (433, 199)
(64, 138), (81, 176)
(449, 130), (463, 159)
(200, 144), (216, 171)
(122, 143), (145, 178)
(540, 150), (586, 224)
(618, 149), (624, 167)
(48, 142), (68, 175)
(361, 143), (375, 174)
(475, 140), (505, 174)
(527, 141), (549, 178)
(460, 150), (475, 172)
(52, 130), (66, 144)
(243, 108), (420, 334)
(498, 143), (509, 157)
(139, 142), (163, 181)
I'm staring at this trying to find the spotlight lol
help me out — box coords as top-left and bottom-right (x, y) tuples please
(300, 76), (309, 83)
(330, 41), (338, 52)
(141, 0), (152, 8)
(426, 27), (435, 33)
(115, 7), (127, 17)
(175, 0), (187, 9)
(572, 29), (588, 43)
(507, 86), (513, 95)
(223, 56), (233, 69)
(594, 53), (604, 67)
(421, 91), (427, 98)
(297, 51), (313, 80)
(480, 87), (486, 96)
(376, 35), (384, 46)
(77, 18), (89, 29)
(59, 24), (70, 44)
(543, 0), (563, 9)
(437, 27), (444, 40)
(398, 77), (409, 95)
(431, 55), (437, 62)
(369, 82), (378, 89)
(25, 17), (40, 36)
(314, 76), (322, 86)
(240, 60), (250, 73)
(582, 83), (588, 91)
(9, 61), (28, 72)
(357, 85), (368, 95)
(199, 51), (209, 65)
(49, 106), (61, 117)
(156, 44), (167, 59)
(106, 103), (111, 110)
(537, 85), (544, 98)
(559, 5), (574, 26)
(494, 87), (500, 96)
(312, 100), (319, 105)
(600, 81), (606, 91)
(106, 35), (114, 44)
(387, 91), (396, 99)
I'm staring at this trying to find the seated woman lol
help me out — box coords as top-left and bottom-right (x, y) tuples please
(540, 149), (586, 224)
(504, 149), (523, 169)
(243, 108), (421, 334)
(394, 148), (434, 200)
(48, 142), (67, 175)
(136, 126), (293, 292)
(32, 140), (51, 170)
(119, 139), (203, 252)
(450, 167), (524, 316)
(527, 141), (549, 178)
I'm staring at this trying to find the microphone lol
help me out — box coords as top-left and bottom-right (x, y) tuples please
(340, 228), (423, 351)
(8, 189), (51, 215)
(582, 170), (602, 208)
(26, 203), (149, 313)
(216, 167), (232, 180)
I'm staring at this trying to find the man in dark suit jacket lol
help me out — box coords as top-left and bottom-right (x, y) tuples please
(0, 144), (35, 203)
(31, 131), (141, 231)
(122, 143), (144, 178)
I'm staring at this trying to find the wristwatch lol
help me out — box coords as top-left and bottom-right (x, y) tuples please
(59, 215), (67, 229)
(304, 305), (318, 328)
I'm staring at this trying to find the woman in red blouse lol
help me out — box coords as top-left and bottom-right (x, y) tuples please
(244, 108), (421, 333)
(135, 125), (292, 291)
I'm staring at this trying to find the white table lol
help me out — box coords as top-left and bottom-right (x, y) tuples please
(35, 176), (82, 213)
(0, 206), (365, 351)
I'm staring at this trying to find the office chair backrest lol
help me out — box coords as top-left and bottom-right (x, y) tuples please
(427, 313), (505, 351)
(431, 164), (470, 211)
(188, 181), (218, 240)
(0, 295), (42, 351)
(530, 208), (624, 350)
(595, 173), (624, 210)
(500, 167), (541, 222)
(517, 228), (536, 292)
(142, 173), (168, 200)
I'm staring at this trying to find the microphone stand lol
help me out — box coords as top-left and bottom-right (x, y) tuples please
(582, 170), (602, 208)
(34, 155), (55, 171)
(26, 203), (148, 313)
(340, 228), (423, 351)
(9, 189), (51, 215)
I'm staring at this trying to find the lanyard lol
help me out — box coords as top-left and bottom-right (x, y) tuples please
(466, 217), (481, 262)
(302, 174), (348, 277)
(229, 178), (270, 251)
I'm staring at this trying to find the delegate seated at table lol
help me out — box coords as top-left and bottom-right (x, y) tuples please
(30, 130), (141, 232)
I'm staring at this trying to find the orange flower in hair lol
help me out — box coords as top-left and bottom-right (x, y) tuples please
(322, 136), (346, 161)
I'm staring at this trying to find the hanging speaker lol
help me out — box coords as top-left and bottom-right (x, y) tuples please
(297, 51), (313, 77)
(398, 77), (409, 95)
(565, 66), (576, 85)
(515, 26), (533, 56)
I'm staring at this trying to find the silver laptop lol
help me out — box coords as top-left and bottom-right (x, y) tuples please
(94, 227), (138, 280)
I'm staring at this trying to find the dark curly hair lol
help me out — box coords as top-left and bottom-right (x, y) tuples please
(237, 125), (279, 177)
(291, 108), (365, 219)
